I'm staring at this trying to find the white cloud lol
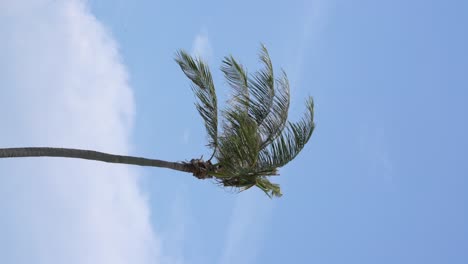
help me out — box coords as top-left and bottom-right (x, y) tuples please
(0, 1), (161, 263)
(191, 29), (213, 61)
(182, 129), (191, 144)
(219, 192), (274, 264)
(288, 0), (334, 93)
(159, 186), (190, 264)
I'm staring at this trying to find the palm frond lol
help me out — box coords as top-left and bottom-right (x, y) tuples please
(258, 97), (315, 169)
(217, 111), (260, 175)
(221, 55), (249, 113)
(221, 45), (276, 126)
(246, 44), (275, 125)
(219, 175), (281, 198)
(175, 50), (218, 154)
(258, 70), (290, 149)
(255, 177), (282, 198)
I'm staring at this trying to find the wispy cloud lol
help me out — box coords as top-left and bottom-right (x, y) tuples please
(0, 1), (161, 263)
(191, 29), (213, 61)
(219, 192), (274, 264)
(182, 129), (191, 144)
(159, 186), (190, 264)
(288, 0), (334, 92)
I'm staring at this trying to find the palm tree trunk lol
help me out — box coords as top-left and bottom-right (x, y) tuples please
(0, 147), (196, 174)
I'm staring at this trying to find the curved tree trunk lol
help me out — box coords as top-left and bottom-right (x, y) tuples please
(0, 147), (196, 174)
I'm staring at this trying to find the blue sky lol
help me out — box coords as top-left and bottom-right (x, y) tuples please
(1, 0), (467, 263)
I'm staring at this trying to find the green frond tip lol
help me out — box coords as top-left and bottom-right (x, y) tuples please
(255, 177), (282, 198)
(176, 44), (315, 198)
(220, 175), (282, 198)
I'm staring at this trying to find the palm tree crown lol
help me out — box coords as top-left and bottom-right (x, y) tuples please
(175, 45), (315, 197)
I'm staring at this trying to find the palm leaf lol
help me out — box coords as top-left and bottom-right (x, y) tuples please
(217, 111), (260, 175)
(258, 97), (315, 169)
(175, 51), (218, 155)
(221, 55), (249, 113)
(258, 70), (290, 149)
(246, 44), (276, 125)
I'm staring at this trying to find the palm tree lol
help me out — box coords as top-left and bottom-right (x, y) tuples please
(0, 45), (314, 198)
